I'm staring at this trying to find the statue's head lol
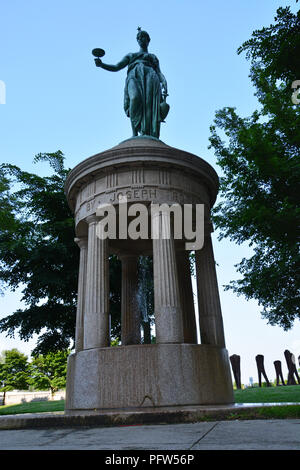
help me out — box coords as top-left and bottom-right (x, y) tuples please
(136, 27), (150, 46)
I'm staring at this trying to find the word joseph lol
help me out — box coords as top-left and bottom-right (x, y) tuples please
(108, 188), (158, 202)
(95, 198), (204, 250)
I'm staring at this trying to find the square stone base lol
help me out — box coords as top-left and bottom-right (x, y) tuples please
(65, 343), (234, 412)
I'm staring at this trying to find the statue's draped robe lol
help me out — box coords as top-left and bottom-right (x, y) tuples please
(124, 52), (162, 138)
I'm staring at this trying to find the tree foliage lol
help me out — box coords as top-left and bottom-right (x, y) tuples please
(29, 350), (70, 396)
(0, 152), (154, 352)
(209, 7), (300, 329)
(0, 152), (78, 353)
(0, 348), (70, 403)
(0, 349), (29, 404)
(138, 255), (155, 343)
(0, 153), (124, 353)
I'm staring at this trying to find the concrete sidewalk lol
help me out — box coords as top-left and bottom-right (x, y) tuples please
(0, 419), (299, 450)
(0, 403), (300, 450)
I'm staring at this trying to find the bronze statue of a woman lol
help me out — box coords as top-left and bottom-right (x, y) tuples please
(94, 28), (169, 139)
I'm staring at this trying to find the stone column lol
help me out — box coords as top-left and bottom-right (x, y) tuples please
(176, 250), (197, 343)
(120, 254), (141, 345)
(84, 215), (110, 349)
(195, 233), (225, 348)
(152, 209), (184, 344)
(74, 237), (88, 352)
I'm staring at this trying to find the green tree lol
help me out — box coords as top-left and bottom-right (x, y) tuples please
(0, 349), (29, 405)
(0, 152), (122, 354)
(138, 256), (154, 343)
(209, 6), (300, 329)
(0, 152), (78, 353)
(29, 350), (70, 397)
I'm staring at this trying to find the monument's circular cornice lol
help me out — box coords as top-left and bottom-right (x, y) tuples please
(65, 137), (219, 211)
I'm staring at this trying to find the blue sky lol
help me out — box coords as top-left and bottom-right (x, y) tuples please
(0, 0), (299, 385)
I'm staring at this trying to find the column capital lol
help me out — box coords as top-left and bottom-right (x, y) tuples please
(74, 237), (88, 249)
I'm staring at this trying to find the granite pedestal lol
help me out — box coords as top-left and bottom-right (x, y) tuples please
(64, 137), (234, 413)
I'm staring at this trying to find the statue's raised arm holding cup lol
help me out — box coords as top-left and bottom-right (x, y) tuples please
(93, 28), (169, 139)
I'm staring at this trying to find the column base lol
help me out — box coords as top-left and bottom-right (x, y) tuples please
(65, 344), (234, 412)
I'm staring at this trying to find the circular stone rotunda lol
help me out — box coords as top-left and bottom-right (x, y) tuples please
(65, 136), (234, 414)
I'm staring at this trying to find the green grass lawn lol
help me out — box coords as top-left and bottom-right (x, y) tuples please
(0, 386), (299, 419)
(234, 385), (300, 403)
(0, 399), (65, 415)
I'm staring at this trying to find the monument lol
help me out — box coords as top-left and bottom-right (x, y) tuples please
(230, 354), (242, 389)
(273, 360), (286, 386)
(284, 350), (300, 385)
(65, 29), (234, 414)
(255, 354), (271, 387)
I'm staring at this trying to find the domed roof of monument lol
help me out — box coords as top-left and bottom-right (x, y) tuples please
(110, 136), (171, 151)
(65, 135), (220, 212)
